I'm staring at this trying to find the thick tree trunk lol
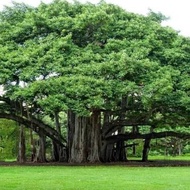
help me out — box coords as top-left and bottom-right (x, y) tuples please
(52, 141), (59, 161)
(100, 111), (113, 162)
(142, 126), (153, 162)
(115, 140), (127, 161)
(101, 111), (126, 162)
(69, 115), (88, 163)
(54, 111), (66, 162)
(37, 130), (46, 162)
(33, 130), (46, 162)
(30, 129), (36, 162)
(87, 110), (101, 163)
(101, 140), (119, 162)
(114, 128), (127, 162)
(114, 97), (127, 162)
(67, 110), (75, 161)
(106, 143), (115, 162)
(178, 139), (182, 156)
(18, 125), (26, 163)
(132, 126), (139, 156)
(142, 138), (151, 162)
(68, 110), (101, 163)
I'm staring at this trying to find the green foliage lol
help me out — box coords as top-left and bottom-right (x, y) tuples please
(0, 119), (19, 160)
(0, 1), (188, 114)
(147, 9), (169, 23)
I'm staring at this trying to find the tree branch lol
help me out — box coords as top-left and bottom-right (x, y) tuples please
(105, 131), (190, 144)
(0, 112), (66, 146)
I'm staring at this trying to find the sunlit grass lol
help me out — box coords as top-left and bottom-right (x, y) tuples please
(128, 155), (190, 161)
(0, 166), (189, 190)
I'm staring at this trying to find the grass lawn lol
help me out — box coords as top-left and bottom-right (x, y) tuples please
(128, 155), (190, 161)
(0, 166), (189, 190)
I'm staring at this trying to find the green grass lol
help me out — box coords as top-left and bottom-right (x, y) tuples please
(128, 155), (190, 161)
(149, 155), (190, 161)
(0, 166), (189, 190)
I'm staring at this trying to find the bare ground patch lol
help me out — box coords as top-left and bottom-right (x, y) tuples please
(0, 160), (190, 167)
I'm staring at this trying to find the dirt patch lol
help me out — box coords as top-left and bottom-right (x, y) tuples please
(0, 160), (190, 167)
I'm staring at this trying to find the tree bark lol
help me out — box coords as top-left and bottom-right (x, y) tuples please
(142, 138), (151, 162)
(54, 111), (66, 162)
(32, 130), (46, 163)
(37, 129), (46, 162)
(132, 126), (139, 156)
(114, 127), (127, 162)
(68, 110), (101, 163)
(178, 139), (182, 156)
(87, 110), (101, 163)
(0, 113), (66, 147)
(100, 111), (114, 162)
(52, 141), (59, 161)
(30, 129), (36, 162)
(18, 125), (26, 163)
(115, 140), (127, 161)
(142, 126), (154, 162)
(69, 114), (88, 163)
(102, 142), (115, 162)
(105, 131), (190, 143)
(67, 110), (75, 162)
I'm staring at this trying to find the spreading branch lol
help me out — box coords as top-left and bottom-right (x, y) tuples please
(0, 112), (66, 146)
(105, 131), (190, 144)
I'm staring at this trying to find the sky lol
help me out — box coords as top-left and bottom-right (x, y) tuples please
(0, 0), (189, 37)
